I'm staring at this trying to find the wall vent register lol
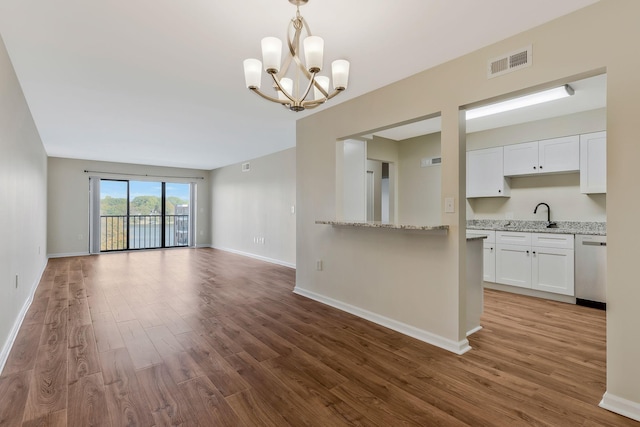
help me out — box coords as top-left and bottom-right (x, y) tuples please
(487, 45), (532, 78)
(420, 156), (442, 167)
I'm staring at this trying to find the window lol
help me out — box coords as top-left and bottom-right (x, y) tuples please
(97, 179), (192, 251)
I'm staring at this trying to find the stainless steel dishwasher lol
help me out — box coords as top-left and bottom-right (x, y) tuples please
(575, 234), (607, 310)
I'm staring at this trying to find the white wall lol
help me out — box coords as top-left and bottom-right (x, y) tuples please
(467, 108), (606, 221)
(296, 0), (640, 418)
(0, 34), (48, 371)
(47, 157), (211, 257)
(210, 148), (296, 268)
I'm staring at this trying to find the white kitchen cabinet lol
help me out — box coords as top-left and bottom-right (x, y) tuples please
(483, 243), (496, 283)
(467, 230), (496, 282)
(495, 243), (532, 288)
(494, 231), (574, 295)
(503, 136), (580, 176)
(467, 147), (510, 198)
(538, 136), (580, 173)
(503, 141), (539, 176)
(531, 246), (575, 295)
(580, 131), (607, 194)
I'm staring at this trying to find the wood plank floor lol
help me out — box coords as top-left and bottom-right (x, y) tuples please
(0, 248), (637, 426)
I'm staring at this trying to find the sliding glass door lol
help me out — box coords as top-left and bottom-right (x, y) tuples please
(98, 179), (192, 252)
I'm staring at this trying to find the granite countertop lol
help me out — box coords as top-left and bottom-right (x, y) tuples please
(315, 220), (449, 232)
(467, 219), (606, 236)
(466, 235), (487, 241)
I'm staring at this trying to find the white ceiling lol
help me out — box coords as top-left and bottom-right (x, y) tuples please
(0, 0), (600, 170)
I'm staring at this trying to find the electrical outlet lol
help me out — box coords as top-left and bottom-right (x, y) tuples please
(15, 275), (18, 289)
(291, 205), (296, 214)
(316, 260), (323, 271)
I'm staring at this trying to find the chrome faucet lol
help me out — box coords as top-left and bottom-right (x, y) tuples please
(534, 202), (557, 228)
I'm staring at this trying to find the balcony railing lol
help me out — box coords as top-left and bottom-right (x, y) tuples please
(100, 214), (189, 251)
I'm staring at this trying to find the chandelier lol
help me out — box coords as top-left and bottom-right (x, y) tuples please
(243, 0), (350, 112)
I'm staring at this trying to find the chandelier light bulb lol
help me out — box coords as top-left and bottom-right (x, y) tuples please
(243, 58), (262, 89)
(278, 78), (294, 101)
(303, 36), (324, 73)
(331, 59), (350, 90)
(314, 76), (330, 100)
(261, 37), (282, 74)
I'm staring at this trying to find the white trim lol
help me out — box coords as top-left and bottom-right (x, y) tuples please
(466, 325), (483, 336)
(47, 251), (90, 258)
(212, 246), (296, 269)
(600, 392), (640, 422)
(0, 259), (47, 374)
(293, 286), (471, 355)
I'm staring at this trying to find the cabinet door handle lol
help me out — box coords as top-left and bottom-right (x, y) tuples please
(539, 165), (543, 169)
(526, 250), (530, 254)
(533, 251), (536, 255)
(533, 166), (537, 170)
(498, 189), (501, 193)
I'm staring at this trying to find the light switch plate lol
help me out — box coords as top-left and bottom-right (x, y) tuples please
(445, 197), (455, 213)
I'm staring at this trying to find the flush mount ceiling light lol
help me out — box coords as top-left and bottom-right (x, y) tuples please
(243, 0), (350, 112)
(466, 85), (574, 120)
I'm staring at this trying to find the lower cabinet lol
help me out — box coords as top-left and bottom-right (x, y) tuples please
(494, 231), (575, 296)
(495, 243), (532, 288)
(483, 243), (496, 283)
(531, 246), (574, 295)
(466, 230), (496, 282)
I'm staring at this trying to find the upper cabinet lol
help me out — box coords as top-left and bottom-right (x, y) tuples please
(503, 136), (580, 177)
(466, 131), (605, 198)
(503, 141), (538, 175)
(467, 147), (510, 198)
(580, 131), (607, 194)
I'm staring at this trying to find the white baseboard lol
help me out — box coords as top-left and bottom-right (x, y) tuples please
(293, 286), (471, 355)
(600, 391), (640, 422)
(47, 251), (90, 258)
(195, 243), (212, 248)
(0, 258), (48, 374)
(466, 325), (483, 336)
(212, 246), (295, 269)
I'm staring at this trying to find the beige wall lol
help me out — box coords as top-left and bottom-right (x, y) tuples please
(47, 157), (211, 257)
(366, 134), (442, 224)
(0, 35), (48, 369)
(210, 148), (296, 267)
(296, 0), (640, 414)
(467, 108), (607, 221)
(398, 133), (442, 225)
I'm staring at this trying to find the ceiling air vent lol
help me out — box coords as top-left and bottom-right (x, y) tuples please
(487, 45), (532, 79)
(241, 162), (250, 172)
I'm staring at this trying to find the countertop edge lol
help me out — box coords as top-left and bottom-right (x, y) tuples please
(315, 220), (449, 232)
(466, 225), (606, 236)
